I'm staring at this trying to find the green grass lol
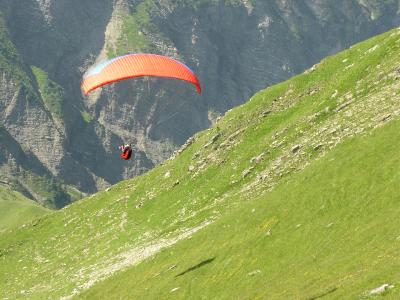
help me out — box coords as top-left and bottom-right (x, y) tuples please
(80, 110), (93, 123)
(81, 117), (400, 300)
(0, 187), (49, 232)
(1, 28), (400, 299)
(31, 66), (64, 119)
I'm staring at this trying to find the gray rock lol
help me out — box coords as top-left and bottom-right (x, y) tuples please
(292, 145), (301, 153)
(204, 133), (221, 148)
(381, 114), (391, 121)
(261, 110), (271, 117)
(250, 152), (265, 164)
(170, 287), (180, 293)
(313, 144), (323, 151)
(242, 166), (255, 178)
(335, 100), (353, 112)
(369, 284), (394, 295)
(248, 269), (261, 276)
(192, 151), (200, 159)
(172, 180), (180, 187)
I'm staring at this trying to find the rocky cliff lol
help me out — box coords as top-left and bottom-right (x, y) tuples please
(0, 0), (399, 207)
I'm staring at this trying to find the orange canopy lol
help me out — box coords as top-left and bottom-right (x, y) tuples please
(81, 53), (201, 94)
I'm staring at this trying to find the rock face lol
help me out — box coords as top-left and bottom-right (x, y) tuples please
(0, 0), (399, 207)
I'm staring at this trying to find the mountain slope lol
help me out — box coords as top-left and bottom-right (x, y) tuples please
(1, 0), (400, 207)
(82, 113), (400, 299)
(1, 27), (400, 298)
(0, 186), (49, 231)
(0, 11), (84, 208)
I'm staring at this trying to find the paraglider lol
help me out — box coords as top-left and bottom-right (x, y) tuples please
(81, 53), (201, 161)
(81, 53), (201, 94)
(119, 144), (132, 160)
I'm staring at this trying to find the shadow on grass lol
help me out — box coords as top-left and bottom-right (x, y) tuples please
(175, 257), (216, 277)
(307, 287), (337, 300)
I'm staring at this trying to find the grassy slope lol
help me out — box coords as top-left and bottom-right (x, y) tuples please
(0, 187), (49, 231)
(82, 115), (400, 299)
(1, 28), (400, 299)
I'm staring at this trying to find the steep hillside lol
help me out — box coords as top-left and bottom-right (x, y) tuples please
(83, 113), (400, 299)
(0, 186), (49, 231)
(1, 27), (400, 299)
(1, 0), (399, 207)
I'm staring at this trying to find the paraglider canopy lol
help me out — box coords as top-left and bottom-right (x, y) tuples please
(81, 53), (201, 94)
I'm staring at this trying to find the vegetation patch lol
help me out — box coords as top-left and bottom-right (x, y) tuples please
(80, 110), (93, 123)
(0, 186), (49, 231)
(31, 66), (64, 119)
(107, 2), (155, 58)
